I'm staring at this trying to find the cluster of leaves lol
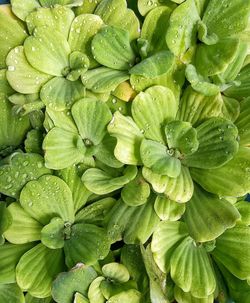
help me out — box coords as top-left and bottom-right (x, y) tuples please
(0, 0), (250, 302)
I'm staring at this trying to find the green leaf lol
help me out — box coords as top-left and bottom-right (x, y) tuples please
(184, 185), (241, 242)
(91, 26), (135, 70)
(166, 0), (200, 57)
(191, 147), (250, 197)
(171, 237), (216, 298)
(56, 166), (92, 212)
(43, 127), (85, 170)
(130, 51), (174, 78)
(68, 14), (104, 68)
(138, 0), (176, 16)
(201, 0), (250, 42)
(0, 69), (14, 97)
(174, 287), (214, 303)
(11, 0), (41, 21)
(142, 167), (169, 193)
(75, 0), (102, 14)
(88, 277), (106, 303)
(154, 195), (185, 221)
(40, 77), (86, 111)
(24, 27), (70, 76)
(41, 217), (65, 249)
(235, 201), (250, 226)
(224, 64), (250, 100)
(95, 0), (140, 41)
(108, 112), (143, 165)
(25, 293), (53, 303)
(151, 221), (188, 273)
(82, 166), (137, 195)
(0, 10), (27, 68)
(20, 175), (75, 225)
(82, 67), (129, 94)
(177, 86), (223, 127)
(0, 243), (34, 284)
(25, 6), (75, 38)
(140, 139), (181, 178)
(132, 85), (178, 143)
(184, 117), (239, 169)
(235, 97), (250, 146)
(4, 202), (42, 244)
(16, 243), (64, 298)
(0, 283), (25, 303)
(121, 171), (150, 206)
(195, 39), (240, 77)
(141, 6), (173, 55)
(52, 264), (97, 303)
(165, 120), (199, 155)
(107, 290), (141, 303)
(67, 51), (89, 81)
(102, 263), (130, 283)
(0, 152), (51, 198)
(0, 201), (12, 245)
(71, 98), (112, 146)
(106, 197), (160, 244)
(221, 95), (240, 123)
(6, 46), (52, 94)
(64, 223), (111, 267)
(212, 225), (250, 280)
(39, 0), (83, 7)
(74, 293), (89, 303)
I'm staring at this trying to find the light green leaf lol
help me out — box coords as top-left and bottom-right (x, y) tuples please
(72, 98), (112, 146)
(0, 243), (34, 284)
(52, 264), (97, 303)
(0, 10), (27, 68)
(75, 0), (102, 14)
(6, 46), (52, 94)
(140, 139), (181, 178)
(11, 0), (41, 21)
(68, 14), (103, 68)
(0, 283), (25, 303)
(184, 185), (241, 242)
(201, 0), (250, 42)
(20, 175), (75, 225)
(16, 243), (64, 298)
(74, 293), (89, 303)
(121, 171), (150, 206)
(142, 167), (168, 193)
(25, 293), (54, 303)
(235, 97), (250, 146)
(154, 195), (185, 221)
(82, 67), (129, 93)
(151, 221), (188, 273)
(163, 166), (194, 203)
(26, 6), (75, 38)
(174, 287), (214, 303)
(131, 85), (178, 143)
(171, 237), (216, 298)
(41, 77), (86, 111)
(165, 120), (199, 155)
(0, 152), (51, 198)
(95, 0), (140, 41)
(102, 263), (130, 283)
(82, 166), (137, 195)
(130, 51), (174, 78)
(138, 0), (176, 17)
(0, 201), (12, 245)
(184, 117), (239, 169)
(224, 64), (250, 100)
(235, 201), (250, 226)
(212, 225), (250, 280)
(195, 39), (240, 77)
(4, 202), (42, 244)
(221, 95), (240, 123)
(67, 51), (89, 82)
(141, 6), (173, 55)
(56, 166), (92, 212)
(88, 277), (105, 303)
(108, 112), (143, 165)
(107, 290), (141, 303)
(24, 27), (70, 76)
(43, 127), (86, 170)
(106, 197), (160, 244)
(0, 69), (14, 97)
(41, 217), (65, 249)
(91, 26), (135, 70)
(191, 147), (250, 197)
(166, 0), (200, 57)
(39, 0), (83, 7)
(64, 223), (111, 267)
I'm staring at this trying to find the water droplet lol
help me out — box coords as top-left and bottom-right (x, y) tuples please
(8, 66), (15, 72)
(28, 202), (33, 207)
(23, 161), (29, 166)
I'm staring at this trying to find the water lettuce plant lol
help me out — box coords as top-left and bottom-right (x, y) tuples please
(0, 0), (250, 302)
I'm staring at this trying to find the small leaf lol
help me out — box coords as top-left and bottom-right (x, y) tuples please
(52, 264), (98, 303)
(235, 201), (250, 226)
(221, 95), (240, 123)
(91, 26), (135, 70)
(154, 195), (185, 221)
(235, 97), (250, 146)
(138, 0), (176, 16)
(88, 277), (106, 303)
(20, 175), (75, 225)
(108, 112), (143, 165)
(0, 283), (25, 303)
(102, 263), (130, 283)
(107, 290), (141, 303)
(41, 217), (65, 249)
(174, 286), (214, 303)
(64, 223), (111, 267)
(16, 243), (64, 298)
(11, 0), (41, 21)
(184, 185), (241, 242)
(0, 201), (12, 245)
